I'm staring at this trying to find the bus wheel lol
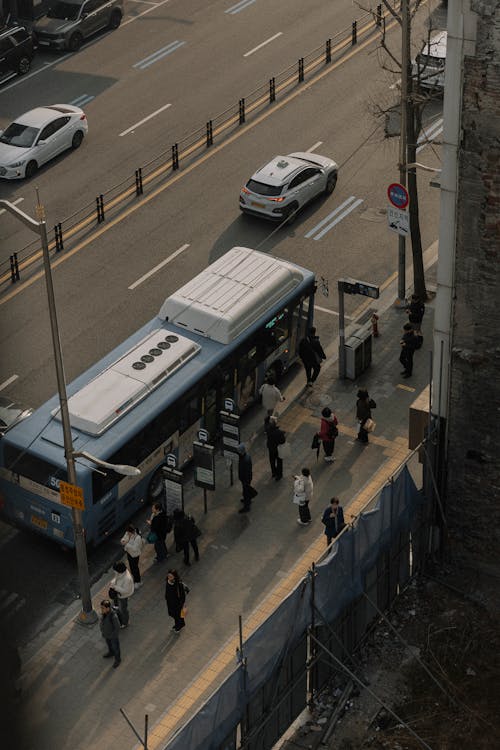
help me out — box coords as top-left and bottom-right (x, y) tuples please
(148, 466), (165, 501)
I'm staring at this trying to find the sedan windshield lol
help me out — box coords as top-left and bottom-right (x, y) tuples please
(0, 123), (39, 148)
(47, 1), (81, 20)
(246, 179), (282, 197)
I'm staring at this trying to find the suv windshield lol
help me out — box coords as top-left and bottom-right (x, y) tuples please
(47, 1), (81, 20)
(246, 179), (282, 197)
(0, 123), (39, 148)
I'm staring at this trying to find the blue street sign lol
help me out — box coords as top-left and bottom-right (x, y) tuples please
(387, 183), (409, 209)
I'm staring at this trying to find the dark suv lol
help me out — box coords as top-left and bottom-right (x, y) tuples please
(0, 25), (34, 80)
(33, 0), (124, 52)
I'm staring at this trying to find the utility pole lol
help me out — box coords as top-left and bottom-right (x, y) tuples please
(396, 0), (410, 305)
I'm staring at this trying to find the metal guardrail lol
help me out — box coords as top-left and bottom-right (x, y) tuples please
(1, 6), (386, 293)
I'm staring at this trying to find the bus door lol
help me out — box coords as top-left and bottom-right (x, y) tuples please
(236, 340), (258, 413)
(202, 365), (233, 441)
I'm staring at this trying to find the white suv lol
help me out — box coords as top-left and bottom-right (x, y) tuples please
(239, 152), (338, 223)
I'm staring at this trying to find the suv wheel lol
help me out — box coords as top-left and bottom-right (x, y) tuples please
(68, 32), (83, 52)
(282, 203), (298, 226)
(109, 9), (122, 29)
(325, 173), (337, 195)
(17, 56), (31, 75)
(25, 160), (38, 179)
(72, 130), (84, 149)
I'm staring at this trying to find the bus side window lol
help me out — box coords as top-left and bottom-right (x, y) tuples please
(179, 390), (200, 435)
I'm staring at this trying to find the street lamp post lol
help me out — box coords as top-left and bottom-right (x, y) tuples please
(1, 197), (140, 626)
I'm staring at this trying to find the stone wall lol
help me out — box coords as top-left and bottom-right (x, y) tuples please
(446, 0), (500, 578)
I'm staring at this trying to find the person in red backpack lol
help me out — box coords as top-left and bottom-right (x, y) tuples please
(317, 407), (338, 463)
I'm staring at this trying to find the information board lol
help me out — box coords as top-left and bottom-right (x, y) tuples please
(220, 410), (241, 459)
(193, 441), (215, 491)
(162, 466), (183, 516)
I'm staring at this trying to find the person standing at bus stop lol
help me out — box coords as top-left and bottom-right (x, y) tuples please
(299, 327), (326, 386)
(237, 443), (255, 513)
(120, 525), (143, 588)
(147, 502), (171, 562)
(259, 375), (285, 417)
(109, 562), (134, 628)
(99, 599), (121, 668)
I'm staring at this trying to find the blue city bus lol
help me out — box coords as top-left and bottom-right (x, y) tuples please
(0, 247), (315, 547)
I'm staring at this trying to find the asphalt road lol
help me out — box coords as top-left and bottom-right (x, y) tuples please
(0, 0), (442, 649)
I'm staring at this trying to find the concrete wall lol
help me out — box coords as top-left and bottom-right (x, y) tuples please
(447, 0), (500, 573)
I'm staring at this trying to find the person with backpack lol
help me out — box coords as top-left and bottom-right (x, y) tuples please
(120, 525), (143, 588)
(173, 508), (201, 566)
(147, 502), (171, 562)
(317, 407), (338, 463)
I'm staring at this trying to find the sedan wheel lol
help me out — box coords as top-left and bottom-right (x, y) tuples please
(109, 10), (122, 29)
(17, 56), (31, 75)
(71, 130), (84, 149)
(325, 173), (338, 195)
(68, 32), (83, 52)
(25, 161), (38, 179)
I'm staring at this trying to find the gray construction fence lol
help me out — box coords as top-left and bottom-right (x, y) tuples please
(164, 450), (434, 750)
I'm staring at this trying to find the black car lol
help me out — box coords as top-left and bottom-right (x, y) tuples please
(0, 25), (34, 80)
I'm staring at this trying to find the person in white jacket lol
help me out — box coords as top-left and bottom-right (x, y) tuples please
(294, 468), (314, 526)
(121, 525), (143, 589)
(110, 562), (134, 628)
(259, 376), (285, 417)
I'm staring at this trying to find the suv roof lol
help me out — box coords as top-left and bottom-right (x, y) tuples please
(252, 155), (307, 187)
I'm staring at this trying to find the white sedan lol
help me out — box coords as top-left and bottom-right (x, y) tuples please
(0, 104), (88, 179)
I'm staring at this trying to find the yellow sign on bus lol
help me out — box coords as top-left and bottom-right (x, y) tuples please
(59, 481), (85, 510)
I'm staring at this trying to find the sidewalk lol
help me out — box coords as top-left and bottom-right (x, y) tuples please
(17, 246), (438, 750)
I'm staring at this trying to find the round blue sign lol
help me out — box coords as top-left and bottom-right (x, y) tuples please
(387, 183), (409, 209)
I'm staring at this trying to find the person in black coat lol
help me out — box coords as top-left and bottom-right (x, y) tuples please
(298, 326), (326, 386)
(164, 569), (186, 632)
(399, 323), (418, 378)
(406, 294), (425, 333)
(173, 508), (200, 566)
(265, 415), (286, 480)
(147, 502), (171, 562)
(321, 497), (345, 545)
(356, 389), (376, 444)
(237, 443), (254, 513)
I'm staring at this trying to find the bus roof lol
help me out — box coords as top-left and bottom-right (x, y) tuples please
(159, 246), (305, 344)
(6, 249), (314, 465)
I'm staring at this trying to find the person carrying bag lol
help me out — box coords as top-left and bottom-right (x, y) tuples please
(293, 468), (313, 526)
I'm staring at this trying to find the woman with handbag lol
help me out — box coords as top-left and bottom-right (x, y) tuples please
(265, 415), (286, 481)
(294, 468), (314, 525)
(317, 407), (338, 463)
(165, 569), (187, 632)
(356, 389), (376, 444)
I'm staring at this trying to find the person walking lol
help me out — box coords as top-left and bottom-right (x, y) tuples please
(164, 569), (186, 632)
(120, 525), (143, 588)
(356, 389), (376, 444)
(317, 407), (338, 462)
(298, 326), (326, 386)
(99, 599), (121, 668)
(237, 443), (256, 513)
(265, 415), (286, 480)
(173, 508), (201, 566)
(321, 497), (345, 545)
(147, 502), (171, 562)
(294, 468), (314, 525)
(259, 376), (285, 417)
(109, 561), (134, 628)
(406, 294), (425, 333)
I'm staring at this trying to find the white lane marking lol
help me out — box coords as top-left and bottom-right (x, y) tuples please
(128, 244), (190, 290)
(133, 41), (185, 70)
(314, 304), (353, 320)
(307, 141), (323, 152)
(0, 374), (19, 391)
(312, 198), (363, 240)
(119, 103), (172, 137)
(0, 198), (23, 216)
(416, 118), (443, 154)
(243, 32), (282, 58)
(0, 0), (174, 96)
(70, 94), (95, 108)
(305, 196), (357, 238)
(128, 0), (157, 4)
(226, 0), (256, 14)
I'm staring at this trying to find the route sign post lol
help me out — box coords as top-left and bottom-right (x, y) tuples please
(387, 206), (410, 236)
(387, 183), (409, 305)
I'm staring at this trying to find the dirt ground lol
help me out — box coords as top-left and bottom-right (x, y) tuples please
(285, 568), (500, 750)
